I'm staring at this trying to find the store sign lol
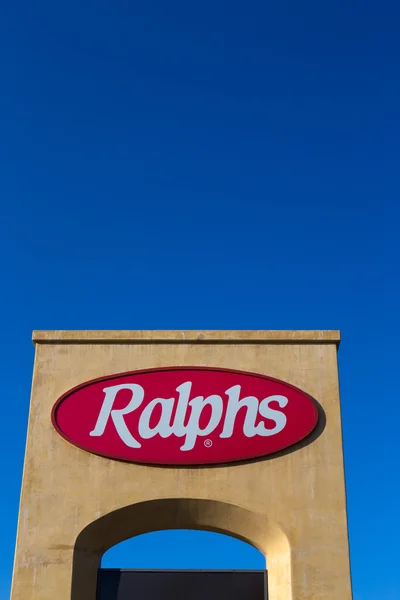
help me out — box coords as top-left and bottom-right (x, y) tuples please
(52, 367), (318, 465)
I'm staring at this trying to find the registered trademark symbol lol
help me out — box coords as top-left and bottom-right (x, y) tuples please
(204, 439), (212, 448)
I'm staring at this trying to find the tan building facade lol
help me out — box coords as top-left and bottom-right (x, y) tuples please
(11, 330), (352, 600)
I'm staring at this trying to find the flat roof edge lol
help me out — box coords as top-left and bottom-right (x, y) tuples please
(32, 330), (341, 345)
(99, 568), (267, 573)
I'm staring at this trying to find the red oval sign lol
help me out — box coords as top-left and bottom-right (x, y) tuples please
(52, 367), (318, 465)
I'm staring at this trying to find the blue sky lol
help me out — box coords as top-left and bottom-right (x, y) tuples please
(1, 0), (399, 598)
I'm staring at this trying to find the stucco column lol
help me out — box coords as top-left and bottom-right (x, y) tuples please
(10, 330), (352, 600)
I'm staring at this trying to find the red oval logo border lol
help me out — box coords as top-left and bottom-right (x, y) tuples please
(51, 366), (319, 466)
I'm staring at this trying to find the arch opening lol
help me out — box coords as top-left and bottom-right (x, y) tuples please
(100, 529), (266, 600)
(72, 498), (291, 600)
(102, 529), (266, 570)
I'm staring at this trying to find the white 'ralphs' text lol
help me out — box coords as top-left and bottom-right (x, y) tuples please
(89, 381), (288, 451)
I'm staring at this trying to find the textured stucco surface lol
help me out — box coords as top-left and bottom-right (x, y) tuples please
(11, 331), (352, 600)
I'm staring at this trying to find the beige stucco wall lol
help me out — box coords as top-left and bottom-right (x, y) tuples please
(10, 330), (352, 600)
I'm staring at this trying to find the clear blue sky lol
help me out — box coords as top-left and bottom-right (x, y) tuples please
(1, 0), (399, 598)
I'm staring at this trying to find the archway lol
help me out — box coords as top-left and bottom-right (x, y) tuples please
(100, 529), (266, 599)
(71, 498), (291, 600)
(102, 529), (266, 569)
